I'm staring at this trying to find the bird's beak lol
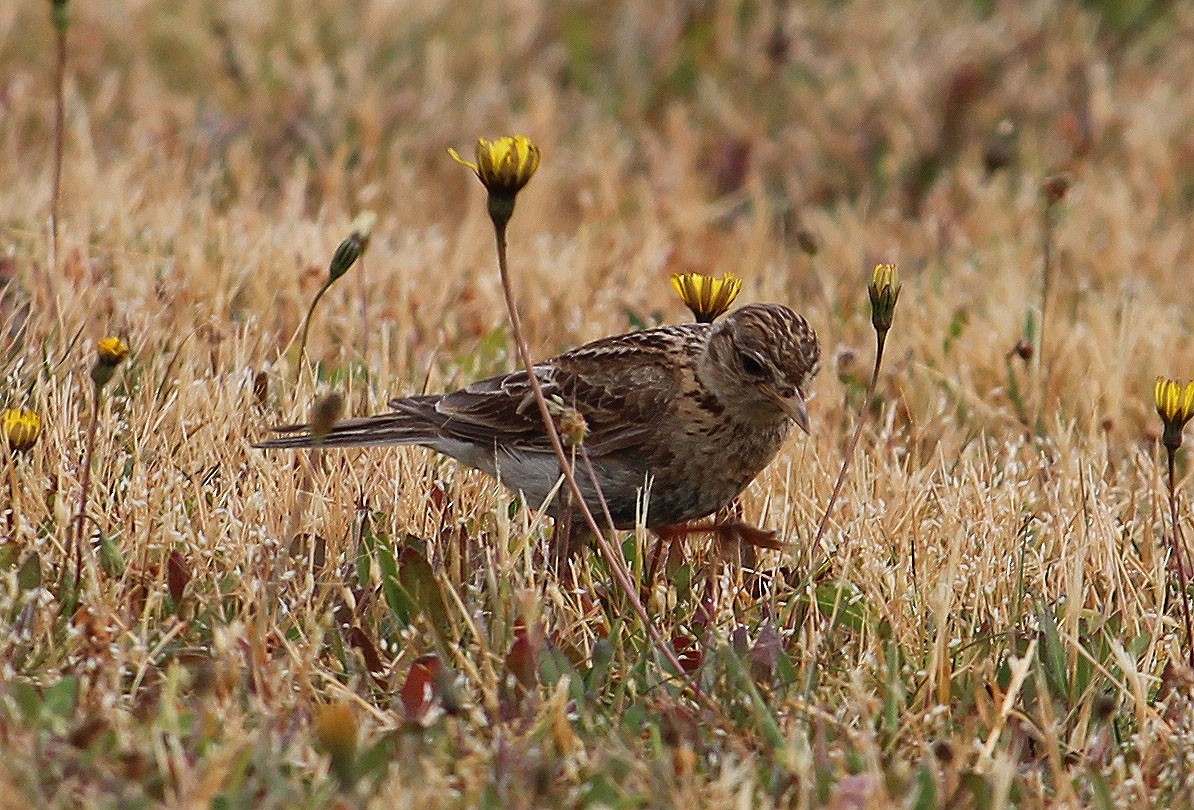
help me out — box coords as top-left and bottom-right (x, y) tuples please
(762, 386), (810, 434)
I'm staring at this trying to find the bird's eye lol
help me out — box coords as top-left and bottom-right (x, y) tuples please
(740, 352), (766, 377)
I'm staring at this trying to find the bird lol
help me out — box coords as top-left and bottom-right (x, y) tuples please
(257, 303), (820, 542)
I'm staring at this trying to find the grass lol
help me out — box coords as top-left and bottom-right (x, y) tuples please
(3, 0), (1194, 807)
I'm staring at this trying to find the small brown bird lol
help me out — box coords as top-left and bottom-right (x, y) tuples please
(257, 303), (819, 534)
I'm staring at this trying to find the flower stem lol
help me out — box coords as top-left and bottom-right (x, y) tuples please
(51, 17), (66, 269)
(1166, 447), (1194, 670)
(1036, 198), (1055, 434)
(491, 219), (709, 706)
(296, 278), (334, 382)
(811, 332), (886, 554)
(72, 391), (101, 593)
(787, 331), (886, 633)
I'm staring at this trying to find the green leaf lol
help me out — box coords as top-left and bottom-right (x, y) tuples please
(883, 640), (902, 734)
(960, 772), (992, 810)
(10, 681), (40, 722)
(585, 638), (613, 692)
(1036, 603), (1068, 700)
(621, 536), (639, 569)
(775, 649), (798, 687)
(398, 546), (450, 641)
(815, 580), (870, 633)
(355, 733), (395, 786)
(44, 676), (78, 718)
(17, 553), (41, 592)
(376, 541), (412, 626)
(1083, 768), (1115, 810)
(724, 644), (786, 751)
(911, 762), (938, 810)
(583, 774), (623, 808)
(99, 533), (125, 577)
(540, 648), (584, 703)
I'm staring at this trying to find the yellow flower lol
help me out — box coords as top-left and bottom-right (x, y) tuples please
(1, 408), (42, 452)
(313, 700), (358, 784)
(450, 135), (541, 199)
(868, 263), (901, 335)
(92, 336), (131, 389)
(670, 273), (743, 323)
(96, 336), (130, 367)
(313, 701), (358, 755)
(1155, 377), (1194, 450)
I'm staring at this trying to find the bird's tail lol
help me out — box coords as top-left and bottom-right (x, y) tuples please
(254, 411), (439, 451)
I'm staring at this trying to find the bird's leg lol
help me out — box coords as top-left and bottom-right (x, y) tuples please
(549, 503), (591, 581)
(710, 498), (784, 552)
(642, 530), (673, 605)
(643, 521), (710, 600)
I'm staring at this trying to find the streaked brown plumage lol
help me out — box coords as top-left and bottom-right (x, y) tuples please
(257, 303), (820, 529)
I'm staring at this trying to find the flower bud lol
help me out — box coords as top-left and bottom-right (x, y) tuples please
(867, 263), (901, 336)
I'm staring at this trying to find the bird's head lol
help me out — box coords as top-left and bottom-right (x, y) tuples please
(701, 303), (821, 432)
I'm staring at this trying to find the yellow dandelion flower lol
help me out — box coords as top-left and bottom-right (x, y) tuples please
(1, 408), (42, 452)
(96, 336), (130, 367)
(1155, 377), (1194, 450)
(670, 273), (742, 323)
(450, 135), (541, 198)
(91, 336), (131, 389)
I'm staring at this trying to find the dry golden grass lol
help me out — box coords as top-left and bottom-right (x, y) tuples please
(4, 1), (1194, 807)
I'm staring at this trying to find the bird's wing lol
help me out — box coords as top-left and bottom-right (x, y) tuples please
(389, 324), (701, 457)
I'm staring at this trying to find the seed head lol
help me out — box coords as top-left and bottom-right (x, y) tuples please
(310, 393), (345, 442)
(558, 407), (587, 447)
(328, 211), (377, 282)
(545, 395), (587, 447)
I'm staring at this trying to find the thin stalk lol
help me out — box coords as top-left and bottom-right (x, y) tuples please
(786, 331), (886, 633)
(358, 256), (369, 366)
(1037, 199), (1055, 433)
(51, 16), (66, 268)
(72, 392), (101, 591)
(1166, 448), (1194, 670)
(492, 220), (708, 706)
(810, 332), (886, 554)
(296, 278), (334, 382)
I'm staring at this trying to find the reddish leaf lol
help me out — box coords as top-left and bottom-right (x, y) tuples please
(166, 550), (190, 603)
(400, 654), (442, 724)
(506, 625), (539, 692)
(672, 634), (703, 673)
(126, 578), (149, 617)
(347, 626), (386, 675)
(750, 625), (783, 683)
